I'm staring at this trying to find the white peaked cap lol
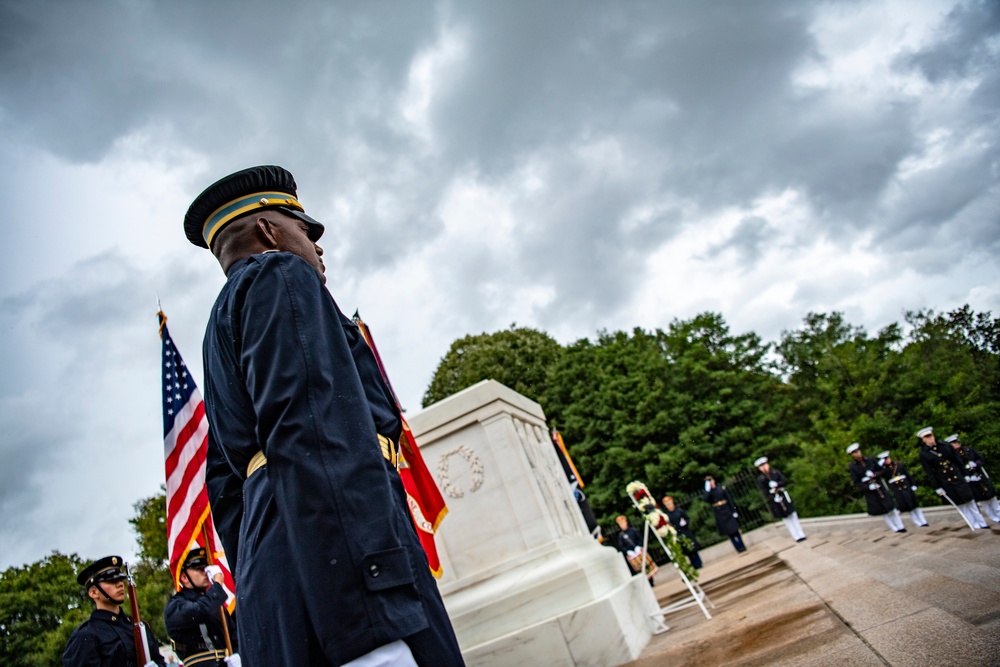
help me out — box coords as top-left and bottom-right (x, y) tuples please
(846, 443), (860, 454)
(916, 427), (933, 438)
(753, 456), (768, 467)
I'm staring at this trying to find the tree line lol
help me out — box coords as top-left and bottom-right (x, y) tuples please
(3, 305), (996, 664)
(422, 305), (999, 542)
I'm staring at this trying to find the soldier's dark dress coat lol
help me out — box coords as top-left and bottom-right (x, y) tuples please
(953, 444), (997, 501)
(202, 252), (464, 667)
(918, 439), (974, 504)
(704, 485), (741, 536)
(848, 457), (895, 516)
(62, 609), (165, 667)
(881, 460), (920, 512)
(756, 468), (796, 519)
(163, 583), (236, 665)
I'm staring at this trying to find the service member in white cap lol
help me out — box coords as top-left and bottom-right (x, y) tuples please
(916, 427), (988, 529)
(876, 450), (929, 527)
(754, 457), (806, 542)
(945, 434), (1000, 523)
(847, 443), (905, 532)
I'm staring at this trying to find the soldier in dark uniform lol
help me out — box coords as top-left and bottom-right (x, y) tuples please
(703, 476), (746, 552)
(875, 450), (928, 527)
(661, 496), (702, 569)
(945, 434), (1000, 524)
(754, 457), (806, 542)
(916, 426), (988, 529)
(164, 548), (238, 666)
(846, 443), (904, 532)
(62, 555), (165, 667)
(184, 166), (464, 667)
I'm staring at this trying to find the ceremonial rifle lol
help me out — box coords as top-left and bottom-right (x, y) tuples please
(201, 525), (234, 655)
(124, 562), (151, 665)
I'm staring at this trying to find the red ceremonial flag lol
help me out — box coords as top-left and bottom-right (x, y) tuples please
(158, 311), (236, 609)
(354, 314), (448, 577)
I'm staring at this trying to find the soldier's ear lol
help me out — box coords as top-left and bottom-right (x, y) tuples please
(256, 216), (280, 248)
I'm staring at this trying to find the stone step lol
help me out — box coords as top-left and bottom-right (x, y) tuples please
(776, 537), (1000, 666)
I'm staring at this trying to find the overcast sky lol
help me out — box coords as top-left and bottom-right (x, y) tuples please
(1, 0), (997, 570)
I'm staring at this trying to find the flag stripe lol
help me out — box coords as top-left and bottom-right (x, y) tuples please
(159, 312), (236, 606)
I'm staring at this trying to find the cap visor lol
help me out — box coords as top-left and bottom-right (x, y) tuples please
(279, 206), (325, 241)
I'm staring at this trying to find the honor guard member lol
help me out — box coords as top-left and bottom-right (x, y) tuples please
(164, 548), (239, 666)
(661, 496), (702, 569)
(846, 444), (904, 532)
(875, 450), (928, 527)
(754, 457), (807, 542)
(917, 427), (988, 529)
(945, 434), (1000, 523)
(63, 556), (165, 667)
(703, 476), (747, 553)
(184, 166), (464, 667)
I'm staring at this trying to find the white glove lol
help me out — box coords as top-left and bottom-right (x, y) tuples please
(868, 483), (878, 490)
(225, 653), (242, 667)
(964, 476), (972, 482)
(967, 461), (978, 469)
(935, 488), (946, 496)
(205, 564), (223, 582)
(679, 519), (687, 527)
(704, 480), (712, 492)
(732, 512), (738, 518)
(970, 475), (982, 482)
(768, 480), (778, 489)
(910, 486), (917, 491)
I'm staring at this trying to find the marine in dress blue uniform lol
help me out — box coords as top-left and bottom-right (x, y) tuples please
(163, 549), (237, 666)
(184, 166), (464, 667)
(703, 476), (746, 552)
(846, 443), (904, 533)
(916, 426), (988, 529)
(62, 556), (165, 667)
(945, 434), (1000, 524)
(875, 450), (929, 527)
(754, 457), (807, 542)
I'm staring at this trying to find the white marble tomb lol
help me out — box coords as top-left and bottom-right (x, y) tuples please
(406, 380), (659, 667)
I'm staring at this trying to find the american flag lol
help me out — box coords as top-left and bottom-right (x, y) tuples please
(158, 311), (235, 608)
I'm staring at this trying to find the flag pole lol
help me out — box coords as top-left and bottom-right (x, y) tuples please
(201, 524), (234, 655)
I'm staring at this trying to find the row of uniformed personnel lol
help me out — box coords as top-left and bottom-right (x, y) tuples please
(846, 426), (999, 532)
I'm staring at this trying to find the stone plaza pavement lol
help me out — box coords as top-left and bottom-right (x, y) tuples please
(624, 507), (1000, 667)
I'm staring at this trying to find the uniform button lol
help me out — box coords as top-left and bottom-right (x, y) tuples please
(369, 564), (380, 577)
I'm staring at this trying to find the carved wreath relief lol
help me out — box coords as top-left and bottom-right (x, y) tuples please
(437, 445), (485, 499)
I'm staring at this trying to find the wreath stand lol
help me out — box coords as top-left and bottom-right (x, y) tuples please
(629, 496), (714, 633)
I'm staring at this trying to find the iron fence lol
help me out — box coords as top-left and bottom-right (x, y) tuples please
(611, 468), (775, 567)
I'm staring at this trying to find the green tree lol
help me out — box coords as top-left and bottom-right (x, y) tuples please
(422, 325), (563, 407)
(0, 551), (89, 666)
(129, 489), (173, 643)
(543, 314), (788, 525)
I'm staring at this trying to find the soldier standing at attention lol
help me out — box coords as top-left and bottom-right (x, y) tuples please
(846, 443), (905, 533)
(754, 457), (807, 542)
(875, 450), (929, 528)
(164, 548), (239, 666)
(184, 166), (464, 666)
(63, 556), (165, 667)
(917, 426), (988, 529)
(703, 476), (747, 553)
